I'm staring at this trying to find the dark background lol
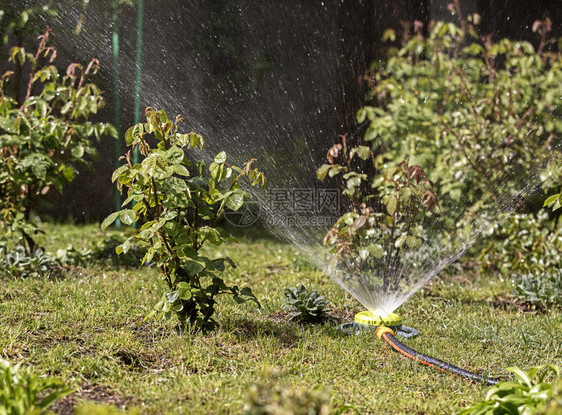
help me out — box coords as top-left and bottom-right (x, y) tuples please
(1, 0), (560, 222)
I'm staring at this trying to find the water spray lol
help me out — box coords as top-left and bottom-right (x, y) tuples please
(340, 311), (498, 386)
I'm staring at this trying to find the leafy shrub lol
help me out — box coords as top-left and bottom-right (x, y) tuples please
(0, 358), (72, 414)
(283, 285), (330, 323)
(103, 108), (266, 332)
(0, 243), (62, 279)
(318, 141), (439, 291)
(479, 210), (561, 277)
(320, 9), (562, 300)
(513, 269), (562, 309)
(0, 28), (115, 252)
(356, 9), (561, 228)
(458, 365), (560, 415)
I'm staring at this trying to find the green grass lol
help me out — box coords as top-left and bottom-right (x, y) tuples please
(1, 223), (561, 414)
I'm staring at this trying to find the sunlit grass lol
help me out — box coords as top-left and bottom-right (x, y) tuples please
(0, 223), (560, 414)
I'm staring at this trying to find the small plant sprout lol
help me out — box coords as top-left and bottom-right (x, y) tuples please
(458, 365), (561, 415)
(283, 285), (330, 323)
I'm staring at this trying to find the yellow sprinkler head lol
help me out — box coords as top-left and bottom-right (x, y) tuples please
(354, 311), (402, 328)
(338, 311), (416, 337)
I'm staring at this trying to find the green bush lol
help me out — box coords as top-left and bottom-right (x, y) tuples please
(357, 13), (561, 216)
(0, 244), (61, 279)
(319, 9), (562, 294)
(282, 285), (330, 323)
(103, 108), (266, 332)
(479, 210), (562, 277)
(478, 208), (562, 308)
(0, 358), (72, 414)
(458, 365), (560, 415)
(513, 270), (562, 309)
(319, 150), (439, 279)
(0, 28), (115, 252)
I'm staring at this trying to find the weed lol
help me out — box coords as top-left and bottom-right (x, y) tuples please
(283, 285), (330, 323)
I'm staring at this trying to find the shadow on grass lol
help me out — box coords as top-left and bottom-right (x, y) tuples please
(221, 310), (354, 347)
(221, 314), (305, 348)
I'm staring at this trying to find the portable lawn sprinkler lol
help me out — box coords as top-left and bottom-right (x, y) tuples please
(338, 311), (418, 338)
(339, 311), (498, 386)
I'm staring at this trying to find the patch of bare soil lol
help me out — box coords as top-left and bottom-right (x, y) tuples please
(49, 384), (129, 415)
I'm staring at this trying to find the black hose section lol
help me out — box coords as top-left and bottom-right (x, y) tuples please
(382, 332), (498, 386)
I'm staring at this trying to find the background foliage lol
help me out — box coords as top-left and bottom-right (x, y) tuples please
(319, 5), (562, 306)
(0, 28), (115, 251)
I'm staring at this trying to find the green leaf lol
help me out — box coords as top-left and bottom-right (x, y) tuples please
(60, 101), (72, 115)
(328, 165), (343, 177)
(224, 256), (236, 268)
(165, 146), (185, 164)
(406, 235), (422, 249)
(71, 145), (85, 158)
(190, 133), (204, 149)
(31, 160), (48, 180)
(226, 192), (245, 211)
(394, 234), (408, 248)
(101, 212), (119, 230)
(346, 176), (361, 189)
(106, 124), (118, 138)
(173, 164), (190, 177)
(185, 259), (205, 275)
(111, 164), (129, 183)
(356, 108), (368, 123)
(124, 126), (135, 145)
(544, 193), (561, 210)
(119, 209), (137, 226)
(214, 151), (227, 164)
(507, 366), (532, 387)
(386, 196), (397, 216)
(62, 166), (75, 182)
(177, 282), (192, 300)
(367, 244), (384, 259)
(35, 99), (48, 119)
(316, 164), (330, 181)
(355, 145), (371, 160)
(209, 162), (221, 180)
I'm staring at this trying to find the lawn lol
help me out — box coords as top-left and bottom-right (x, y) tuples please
(1, 223), (561, 414)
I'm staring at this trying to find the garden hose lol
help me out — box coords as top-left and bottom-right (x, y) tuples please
(375, 325), (498, 386)
(339, 311), (498, 386)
